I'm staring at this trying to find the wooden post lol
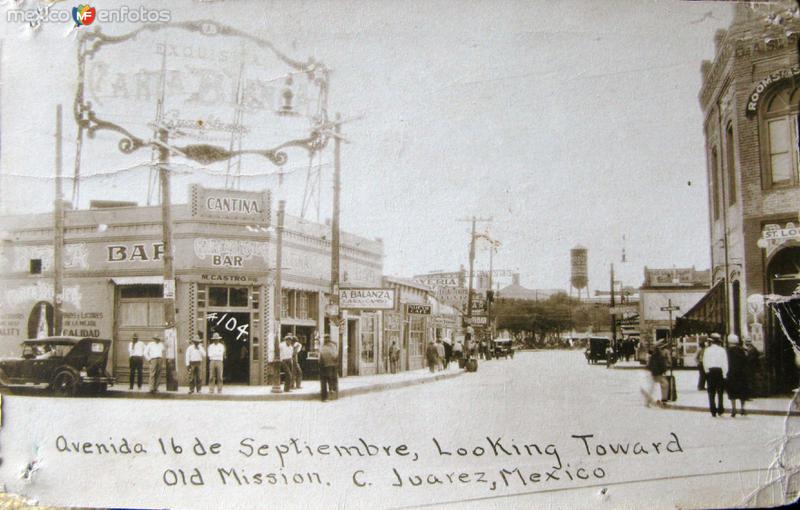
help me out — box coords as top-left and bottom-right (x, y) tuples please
(53, 105), (64, 336)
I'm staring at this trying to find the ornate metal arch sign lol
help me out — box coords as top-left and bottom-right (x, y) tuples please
(74, 20), (330, 166)
(744, 64), (800, 117)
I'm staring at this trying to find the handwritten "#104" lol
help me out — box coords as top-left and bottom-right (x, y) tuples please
(207, 313), (249, 341)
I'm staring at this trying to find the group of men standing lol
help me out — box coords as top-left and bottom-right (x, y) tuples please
(127, 332), (226, 395)
(642, 332), (761, 417)
(425, 338), (455, 372)
(697, 333), (760, 417)
(278, 334), (304, 392)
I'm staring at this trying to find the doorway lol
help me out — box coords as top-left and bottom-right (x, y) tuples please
(767, 245), (800, 392)
(347, 319), (358, 376)
(207, 311), (250, 384)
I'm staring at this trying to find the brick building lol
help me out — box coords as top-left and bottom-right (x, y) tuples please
(698, 2), (800, 391)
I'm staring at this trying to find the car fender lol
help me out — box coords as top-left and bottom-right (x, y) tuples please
(0, 367), (11, 386)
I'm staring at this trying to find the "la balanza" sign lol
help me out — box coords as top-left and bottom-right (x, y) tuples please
(339, 288), (396, 310)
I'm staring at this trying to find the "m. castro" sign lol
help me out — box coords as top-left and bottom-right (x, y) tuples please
(339, 288), (396, 310)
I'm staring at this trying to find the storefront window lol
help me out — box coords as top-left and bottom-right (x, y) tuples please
(120, 302), (163, 327)
(230, 287), (249, 307)
(281, 289), (289, 318)
(409, 316), (424, 357)
(297, 292), (309, 320)
(209, 287), (228, 307)
(120, 284), (162, 299)
(361, 315), (376, 363)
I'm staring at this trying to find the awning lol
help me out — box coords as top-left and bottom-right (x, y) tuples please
(110, 276), (164, 285)
(674, 280), (725, 336)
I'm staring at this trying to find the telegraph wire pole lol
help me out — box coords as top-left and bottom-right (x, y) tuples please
(271, 200), (285, 392)
(330, 113), (343, 375)
(457, 216), (492, 334)
(53, 105), (64, 336)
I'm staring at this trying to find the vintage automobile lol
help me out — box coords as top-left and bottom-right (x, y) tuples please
(584, 336), (611, 364)
(493, 337), (514, 359)
(0, 337), (114, 396)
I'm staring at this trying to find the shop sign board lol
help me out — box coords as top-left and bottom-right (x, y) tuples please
(191, 185), (271, 225)
(339, 288), (396, 310)
(758, 222), (800, 257)
(467, 315), (488, 326)
(406, 304), (432, 315)
(413, 271), (463, 289)
(608, 304), (638, 315)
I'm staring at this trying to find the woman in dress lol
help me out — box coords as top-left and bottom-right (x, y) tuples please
(726, 334), (749, 417)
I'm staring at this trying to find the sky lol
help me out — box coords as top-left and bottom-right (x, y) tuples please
(0, 0), (734, 294)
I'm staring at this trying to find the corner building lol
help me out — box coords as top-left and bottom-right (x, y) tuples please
(698, 2), (800, 392)
(0, 185), (384, 386)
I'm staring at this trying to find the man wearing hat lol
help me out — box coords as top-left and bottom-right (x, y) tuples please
(144, 335), (165, 393)
(185, 333), (206, 395)
(642, 339), (668, 406)
(279, 334), (295, 392)
(702, 332), (729, 417)
(207, 332), (226, 394)
(128, 333), (145, 390)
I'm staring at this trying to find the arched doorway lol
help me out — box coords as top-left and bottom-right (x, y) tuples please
(766, 245), (800, 392)
(27, 301), (54, 339)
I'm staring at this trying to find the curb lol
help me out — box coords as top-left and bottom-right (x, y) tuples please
(660, 402), (799, 417)
(101, 369), (467, 402)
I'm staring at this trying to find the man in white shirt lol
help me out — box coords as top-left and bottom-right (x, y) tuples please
(279, 335), (295, 392)
(703, 333), (729, 417)
(145, 336), (165, 394)
(128, 333), (145, 390)
(185, 335), (206, 395)
(207, 332), (226, 394)
(292, 336), (304, 389)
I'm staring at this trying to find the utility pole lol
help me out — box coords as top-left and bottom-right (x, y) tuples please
(53, 105), (64, 336)
(457, 217), (492, 337)
(271, 200), (285, 393)
(330, 113), (343, 375)
(158, 125), (178, 391)
(609, 263), (616, 345)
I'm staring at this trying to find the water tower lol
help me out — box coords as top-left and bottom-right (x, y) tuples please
(570, 246), (588, 299)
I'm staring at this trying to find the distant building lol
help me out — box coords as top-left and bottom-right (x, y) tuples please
(639, 267), (711, 348)
(696, 2), (800, 391)
(497, 274), (565, 301)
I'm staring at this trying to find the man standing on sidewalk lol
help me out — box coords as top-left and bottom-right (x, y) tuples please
(280, 335), (295, 392)
(128, 333), (144, 390)
(292, 335), (304, 390)
(703, 333), (729, 417)
(207, 332), (225, 394)
(426, 340), (439, 372)
(696, 339), (707, 390)
(185, 335), (205, 395)
(145, 335), (164, 394)
(319, 335), (339, 401)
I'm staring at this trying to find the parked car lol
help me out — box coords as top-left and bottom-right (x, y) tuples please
(584, 336), (611, 364)
(494, 338), (514, 359)
(0, 337), (114, 396)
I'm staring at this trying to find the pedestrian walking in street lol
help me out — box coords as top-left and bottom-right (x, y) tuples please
(435, 339), (445, 371)
(703, 333), (728, 417)
(605, 344), (614, 369)
(207, 332), (226, 394)
(145, 335), (164, 394)
(128, 333), (145, 390)
(185, 335), (206, 395)
(443, 338), (452, 369)
(319, 335), (339, 401)
(696, 339), (707, 390)
(453, 338), (463, 363)
(726, 334), (749, 416)
(426, 340), (439, 373)
(292, 335), (304, 389)
(642, 339), (668, 407)
(280, 335), (295, 391)
(389, 340), (400, 374)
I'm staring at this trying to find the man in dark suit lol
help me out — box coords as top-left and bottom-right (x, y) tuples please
(319, 336), (339, 401)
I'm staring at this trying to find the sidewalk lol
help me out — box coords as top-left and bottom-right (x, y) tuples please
(106, 366), (465, 401)
(613, 362), (799, 417)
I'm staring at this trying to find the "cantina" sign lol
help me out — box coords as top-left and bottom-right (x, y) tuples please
(191, 184), (271, 224)
(339, 288), (396, 310)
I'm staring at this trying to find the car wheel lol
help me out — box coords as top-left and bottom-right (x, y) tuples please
(52, 370), (78, 397)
